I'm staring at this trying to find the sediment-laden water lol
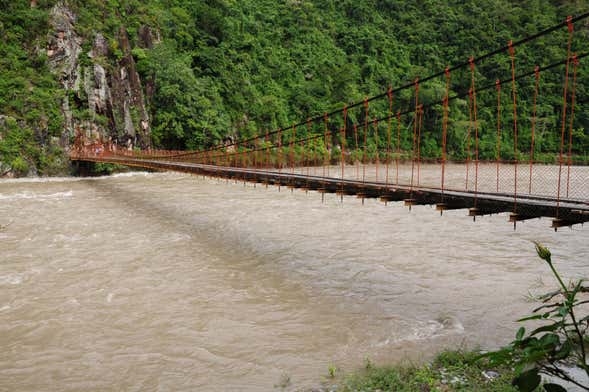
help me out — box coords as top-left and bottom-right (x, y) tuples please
(1, 170), (588, 391)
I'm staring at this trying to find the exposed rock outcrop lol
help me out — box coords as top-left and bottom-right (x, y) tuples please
(137, 25), (160, 49)
(90, 32), (108, 58)
(110, 26), (151, 149)
(0, 115), (7, 138)
(47, 1), (81, 146)
(137, 26), (158, 105)
(46, 2), (152, 150)
(47, 2), (81, 90)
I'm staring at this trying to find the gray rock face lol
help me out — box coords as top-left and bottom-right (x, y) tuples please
(83, 64), (111, 118)
(0, 114), (7, 130)
(138, 26), (158, 49)
(46, 3), (152, 150)
(47, 2), (81, 146)
(109, 26), (151, 149)
(0, 162), (14, 178)
(47, 2), (82, 91)
(90, 33), (108, 58)
(60, 94), (73, 146)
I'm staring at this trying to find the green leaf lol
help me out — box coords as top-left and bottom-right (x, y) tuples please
(544, 383), (567, 392)
(512, 368), (541, 392)
(553, 340), (572, 360)
(514, 362), (527, 374)
(518, 314), (544, 322)
(515, 336), (538, 349)
(538, 333), (560, 349)
(530, 323), (560, 336)
(516, 327), (526, 340)
(543, 311), (558, 319)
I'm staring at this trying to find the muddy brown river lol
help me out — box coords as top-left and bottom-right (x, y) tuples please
(1, 171), (588, 391)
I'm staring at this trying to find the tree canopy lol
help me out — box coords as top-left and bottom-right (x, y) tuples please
(0, 0), (587, 174)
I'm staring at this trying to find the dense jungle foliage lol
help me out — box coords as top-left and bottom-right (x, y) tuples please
(0, 0), (588, 175)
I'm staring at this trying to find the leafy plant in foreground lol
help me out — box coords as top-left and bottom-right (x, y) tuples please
(479, 242), (589, 392)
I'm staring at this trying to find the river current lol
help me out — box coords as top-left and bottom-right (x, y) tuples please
(1, 171), (588, 391)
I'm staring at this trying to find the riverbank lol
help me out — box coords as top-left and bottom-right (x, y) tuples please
(304, 350), (516, 392)
(0, 161), (132, 179)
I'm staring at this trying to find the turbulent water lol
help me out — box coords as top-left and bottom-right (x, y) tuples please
(1, 171), (588, 391)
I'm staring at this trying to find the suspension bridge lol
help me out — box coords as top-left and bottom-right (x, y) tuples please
(71, 14), (589, 230)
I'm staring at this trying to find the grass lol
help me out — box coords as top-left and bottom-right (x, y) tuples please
(331, 350), (519, 392)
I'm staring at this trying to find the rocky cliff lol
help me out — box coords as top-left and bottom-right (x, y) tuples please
(46, 1), (153, 152)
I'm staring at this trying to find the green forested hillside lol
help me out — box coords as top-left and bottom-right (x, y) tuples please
(0, 0), (587, 175)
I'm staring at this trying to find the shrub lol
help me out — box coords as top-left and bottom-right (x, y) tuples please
(10, 156), (29, 176)
(478, 243), (589, 392)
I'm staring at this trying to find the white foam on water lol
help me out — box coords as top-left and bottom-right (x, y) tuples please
(376, 316), (465, 348)
(0, 176), (79, 184)
(0, 274), (23, 285)
(0, 305), (10, 312)
(0, 170), (153, 185)
(0, 190), (73, 201)
(110, 171), (153, 178)
(411, 316), (464, 340)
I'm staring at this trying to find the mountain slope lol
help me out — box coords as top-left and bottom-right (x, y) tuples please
(0, 0), (587, 176)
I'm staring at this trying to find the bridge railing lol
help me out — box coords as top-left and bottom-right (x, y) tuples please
(71, 13), (589, 224)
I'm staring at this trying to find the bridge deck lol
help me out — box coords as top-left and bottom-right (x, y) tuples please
(73, 155), (589, 229)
